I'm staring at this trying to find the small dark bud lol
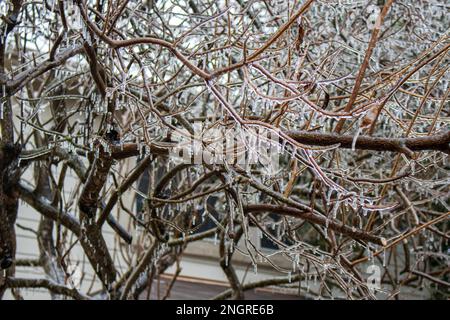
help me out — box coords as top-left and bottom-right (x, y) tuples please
(79, 203), (96, 219)
(161, 232), (170, 242)
(159, 190), (171, 199)
(105, 129), (120, 143)
(0, 253), (13, 270)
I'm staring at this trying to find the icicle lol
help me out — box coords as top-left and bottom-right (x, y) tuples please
(332, 202), (339, 220)
(368, 247), (374, 262)
(51, 0), (57, 13)
(0, 101), (4, 119)
(362, 208), (368, 217)
(121, 73), (127, 93)
(359, 190), (365, 207)
(280, 139), (287, 153)
(326, 188), (333, 204)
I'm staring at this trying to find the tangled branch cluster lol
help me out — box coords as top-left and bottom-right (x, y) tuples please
(0, 0), (448, 300)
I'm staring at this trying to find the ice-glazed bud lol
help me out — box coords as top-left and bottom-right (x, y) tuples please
(366, 5), (380, 15)
(365, 4), (381, 30)
(0, 1), (11, 17)
(366, 13), (379, 30)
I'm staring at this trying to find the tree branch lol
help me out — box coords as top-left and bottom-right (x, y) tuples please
(5, 277), (90, 300)
(244, 204), (387, 246)
(286, 130), (450, 155)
